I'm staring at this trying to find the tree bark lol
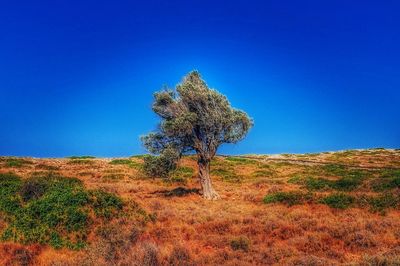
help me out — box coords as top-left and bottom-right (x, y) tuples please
(198, 157), (220, 200)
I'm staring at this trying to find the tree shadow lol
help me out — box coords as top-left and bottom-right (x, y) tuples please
(153, 187), (200, 197)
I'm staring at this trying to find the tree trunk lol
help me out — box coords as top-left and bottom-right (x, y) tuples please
(198, 158), (220, 200)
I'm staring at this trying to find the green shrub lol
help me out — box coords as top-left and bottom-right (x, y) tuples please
(299, 176), (362, 191)
(230, 236), (250, 252)
(263, 191), (313, 206)
(320, 193), (354, 209)
(109, 159), (141, 169)
(211, 168), (242, 183)
(333, 177), (363, 191)
(287, 176), (303, 184)
(89, 190), (123, 218)
(0, 173), (23, 215)
(252, 169), (274, 178)
(368, 194), (399, 213)
(305, 177), (333, 191)
(371, 169), (400, 191)
(225, 157), (257, 165)
(169, 166), (194, 183)
(0, 174), (124, 249)
(371, 177), (400, 191)
(142, 149), (179, 178)
(3, 158), (33, 168)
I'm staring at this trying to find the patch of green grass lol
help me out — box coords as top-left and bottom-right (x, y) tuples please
(320, 193), (354, 209)
(169, 166), (194, 183)
(333, 177), (363, 191)
(252, 169), (274, 178)
(263, 191), (313, 206)
(287, 176), (303, 184)
(224, 157), (257, 165)
(130, 154), (146, 159)
(109, 159), (142, 169)
(305, 177), (333, 191)
(368, 194), (399, 213)
(3, 158), (33, 168)
(211, 168), (242, 183)
(0, 173), (124, 249)
(370, 169), (400, 191)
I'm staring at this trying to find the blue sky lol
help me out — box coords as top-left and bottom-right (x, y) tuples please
(0, 0), (399, 157)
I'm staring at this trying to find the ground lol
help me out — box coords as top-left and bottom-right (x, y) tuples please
(0, 149), (399, 265)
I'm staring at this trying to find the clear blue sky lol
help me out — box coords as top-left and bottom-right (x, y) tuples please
(1, 0), (399, 157)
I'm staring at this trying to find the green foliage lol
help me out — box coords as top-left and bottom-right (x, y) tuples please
(320, 193), (354, 209)
(322, 164), (368, 180)
(305, 177), (333, 191)
(225, 157), (257, 165)
(0, 173), (23, 214)
(109, 159), (141, 169)
(142, 148), (179, 178)
(294, 175), (363, 191)
(333, 177), (363, 191)
(263, 191), (313, 206)
(252, 169), (274, 178)
(89, 190), (123, 218)
(287, 176), (302, 184)
(169, 166), (194, 183)
(0, 173), (124, 249)
(3, 158), (33, 168)
(230, 236), (250, 252)
(371, 169), (400, 191)
(368, 194), (399, 213)
(141, 72), (253, 198)
(211, 168), (242, 183)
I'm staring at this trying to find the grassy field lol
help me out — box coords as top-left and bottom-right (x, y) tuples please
(0, 149), (399, 265)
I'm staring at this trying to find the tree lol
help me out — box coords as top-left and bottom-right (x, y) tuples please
(142, 71), (253, 199)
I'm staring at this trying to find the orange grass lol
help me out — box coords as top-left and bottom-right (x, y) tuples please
(0, 149), (399, 265)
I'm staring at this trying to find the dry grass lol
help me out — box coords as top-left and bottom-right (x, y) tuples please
(0, 149), (399, 265)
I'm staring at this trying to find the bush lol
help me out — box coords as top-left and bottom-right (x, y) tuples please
(3, 158), (33, 168)
(109, 159), (141, 169)
(225, 157), (257, 165)
(333, 177), (362, 191)
(0, 173), (124, 249)
(320, 193), (354, 209)
(142, 148), (179, 178)
(230, 236), (250, 252)
(371, 169), (400, 191)
(263, 191), (313, 206)
(211, 167), (242, 183)
(305, 177), (332, 191)
(368, 193), (399, 213)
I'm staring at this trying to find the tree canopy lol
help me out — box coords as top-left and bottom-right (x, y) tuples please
(142, 71), (253, 199)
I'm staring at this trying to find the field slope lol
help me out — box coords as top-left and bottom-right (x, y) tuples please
(0, 149), (399, 265)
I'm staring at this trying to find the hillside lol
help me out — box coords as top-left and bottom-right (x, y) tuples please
(0, 149), (400, 265)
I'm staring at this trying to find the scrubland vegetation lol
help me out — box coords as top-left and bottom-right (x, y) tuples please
(0, 149), (399, 265)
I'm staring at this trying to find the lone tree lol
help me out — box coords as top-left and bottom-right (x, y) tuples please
(142, 71), (253, 199)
